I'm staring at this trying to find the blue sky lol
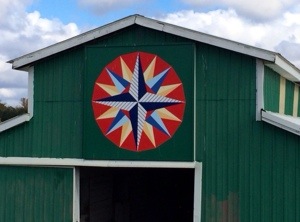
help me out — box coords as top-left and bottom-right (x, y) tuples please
(26, 0), (187, 28)
(1, 0), (300, 106)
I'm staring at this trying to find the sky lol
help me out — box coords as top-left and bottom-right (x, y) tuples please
(1, 0), (300, 106)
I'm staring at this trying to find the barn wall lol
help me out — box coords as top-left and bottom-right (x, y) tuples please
(0, 48), (84, 158)
(0, 25), (189, 158)
(0, 166), (73, 222)
(195, 43), (300, 221)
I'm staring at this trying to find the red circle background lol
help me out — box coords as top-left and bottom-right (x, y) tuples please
(92, 52), (185, 152)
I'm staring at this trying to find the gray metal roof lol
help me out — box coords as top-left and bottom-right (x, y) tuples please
(8, 14), (300, 82)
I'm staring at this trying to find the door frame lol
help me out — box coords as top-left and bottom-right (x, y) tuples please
(72, 161), (202, 222)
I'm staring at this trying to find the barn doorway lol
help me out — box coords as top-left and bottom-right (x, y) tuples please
(80, 167), (194, 222)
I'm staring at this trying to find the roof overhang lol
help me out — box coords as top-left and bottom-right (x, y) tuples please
(265, 54), (300, 82)
(0, 114), (30, 133)
(261, 110), (300, 136)
(8, 14), (300, 81)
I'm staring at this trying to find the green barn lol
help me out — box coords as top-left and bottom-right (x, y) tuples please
(1, 14), (300, 222)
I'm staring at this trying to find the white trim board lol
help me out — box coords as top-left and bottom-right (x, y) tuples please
(27, 66), (34, 117)
(193, 162), (202, 222)
(73, 167), (80, 222)
(70, 161), (202, 222)
(265, 55), (300, 82)
(0, 66), (34, 133)
(0, 114), (30, 132)
(0, 157), (196, 168)
(256, 59), (264, 121)
(261, 110), (300, 135)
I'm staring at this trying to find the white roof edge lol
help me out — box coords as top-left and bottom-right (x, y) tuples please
(0, 114), (30, 133)
(0, 157), (196, 168)
(265, 54), (300, 82)
(135, 16), (276, 61)
(9, 15), (137, 70)
(9, 14), (299, 79)
(261, 110), (300, 136)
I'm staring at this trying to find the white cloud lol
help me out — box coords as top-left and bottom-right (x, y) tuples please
(0, 0), (80, 106)
(182, 0), (299, 21)
(156, 9), (300, 68)
(157, 10), (270, 47)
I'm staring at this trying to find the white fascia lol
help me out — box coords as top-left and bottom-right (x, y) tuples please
(265, 54), (300, 82)
(0, 158), (196, 168)
(193, 162), (202, 222)
(256, 59), (264, 121)
(0, 66), (33, 133)
(261, 110), (300, 136)
(73, 167), (80, 222)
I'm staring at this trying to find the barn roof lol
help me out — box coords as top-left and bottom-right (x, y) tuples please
(8, 14), (300, 82)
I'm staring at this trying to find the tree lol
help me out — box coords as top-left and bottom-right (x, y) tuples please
(0, 101), (6, 122)
(20, 98), (28, 112)
(0, 98), (28, 122)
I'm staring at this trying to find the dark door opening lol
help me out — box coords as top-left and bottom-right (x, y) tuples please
(80, 167), (194, 222)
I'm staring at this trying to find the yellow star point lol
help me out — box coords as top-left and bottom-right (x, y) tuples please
(144, 56), (156, 81)
(97, 107), (119, 120)
(143, 122), (156, 147)
(156, 108), (181, 121)
(120, 121), (132, 146)
(157, 83), (181, 96)
(96, 83), (119, 96)
(120, 57), (133, 81)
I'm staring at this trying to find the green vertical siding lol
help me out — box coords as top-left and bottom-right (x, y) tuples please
(0, 49), (84, 158)
(264, 66), (299, 116)
(196, 44), (255, 221)
(0, 26), (188, 158)
(0, 166), (73, 222)
(264, 67), (280, 112)
(195, 43), (300, 222)
(285, 80), (294, 115)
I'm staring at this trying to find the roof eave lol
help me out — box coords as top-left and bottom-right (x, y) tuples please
(9, 15), (138, 70)
(265, 54), (300, 82)
(135, 16), (276, 62)
(9, 14), (300, 81)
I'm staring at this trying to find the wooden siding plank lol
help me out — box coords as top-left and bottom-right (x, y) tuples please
(273, 127), (284, 222)
(284, 135), (297, 221)
(264, 67), (280, 112)
(279, 76), (286, 114)
(261, 123), (274, 222)
(293, 85), (299, 116)
(284, 79), (294, 115)
(250, 109), (262, 222)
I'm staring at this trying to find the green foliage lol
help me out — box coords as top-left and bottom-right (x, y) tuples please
(0, 98), (28, 122)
